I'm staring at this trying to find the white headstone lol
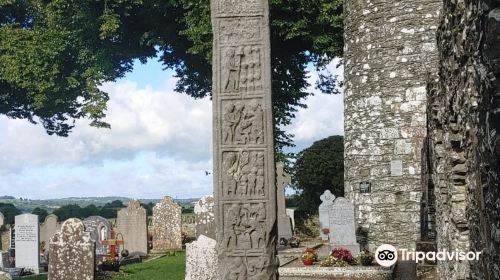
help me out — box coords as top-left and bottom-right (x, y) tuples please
(329, 197), (360, 255)
(185, 235), (218, 280)
(318, 190), (336, 240)
(0, 213), (4, 227)
(14, 214), (39, 274)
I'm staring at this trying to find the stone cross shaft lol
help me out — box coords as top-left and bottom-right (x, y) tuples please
(210, 0), (278, 279)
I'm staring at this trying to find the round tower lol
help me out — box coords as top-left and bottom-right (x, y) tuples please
(344, 0), (441, 250)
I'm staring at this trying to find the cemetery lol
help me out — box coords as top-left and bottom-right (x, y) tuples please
(0, 0), (499, 279)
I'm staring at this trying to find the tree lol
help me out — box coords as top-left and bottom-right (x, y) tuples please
(0, 203), (21, 224)
(31, 207), (48, 222)
(0, 0), (343, 154)
(98, 200), (125, 218)
(293, 135), (343, 210)
(53, 204), (85, 220)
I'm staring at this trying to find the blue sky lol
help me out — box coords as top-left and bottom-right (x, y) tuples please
(0, 58), (343, 199)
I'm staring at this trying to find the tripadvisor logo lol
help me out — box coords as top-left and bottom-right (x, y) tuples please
(375, 244), (398, 267)
(375, 243), (482, 267)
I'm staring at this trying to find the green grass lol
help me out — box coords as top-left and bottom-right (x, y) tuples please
(21, 252), (185, 280)
(113, 252), (185, 280)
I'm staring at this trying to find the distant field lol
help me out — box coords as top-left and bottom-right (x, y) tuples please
(0, 197), (197, 213)
(22, 252), (186, 280)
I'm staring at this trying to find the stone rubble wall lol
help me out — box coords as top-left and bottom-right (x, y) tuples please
(427, 0), (500, 279)
(344, 0), (441, 250)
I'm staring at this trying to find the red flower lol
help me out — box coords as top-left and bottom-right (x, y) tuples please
(331, 248), (354, 263)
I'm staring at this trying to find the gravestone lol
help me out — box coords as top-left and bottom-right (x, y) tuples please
(116, 200), (148, 256)
(329, 197), (360, 255)
(211, 0), (278, 277)
(0, 212), (4, 227)
(14, 214), (39, 274)
(185, 235), (218, 280)
(49, 218), (95, 280)
(40, 214), (60, 251)
(152, 196), (182, 252)
(0, 252), (9, 269)
(318, 190), (336, 240)
(83, 216), (111, 257)
(285, 208), (295, 232)
(277, 162), (293, 241)
(194, 196), (215, 239)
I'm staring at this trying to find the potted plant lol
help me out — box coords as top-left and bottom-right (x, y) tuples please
(301, 248), (318, 266)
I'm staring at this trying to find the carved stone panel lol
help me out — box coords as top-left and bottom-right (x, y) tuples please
(222, 150), (266, 199)
(217, 0), (263, 15)
(219, 19), (262, 46)
(222, 202), (267, 253)
(221, 46), (263, 94)
(221, 100), (265, 145)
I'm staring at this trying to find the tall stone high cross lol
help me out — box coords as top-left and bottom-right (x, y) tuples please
(210, 0), (278, 279)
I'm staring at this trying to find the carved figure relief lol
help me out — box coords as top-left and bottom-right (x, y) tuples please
(218, 0), (262, 15)
(222, 151), (265, 198)
(222, 202), (267, 252)
(220, 19), (261, 45)
(225, 256), (268, 280)
(222, 100), (264, 145)
(221, 46), (262, 93)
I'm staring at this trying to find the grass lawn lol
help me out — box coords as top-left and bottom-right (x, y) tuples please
(21, 252), (186, 280)
(114, 252), (186, 280)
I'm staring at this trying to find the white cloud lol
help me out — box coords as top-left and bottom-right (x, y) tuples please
(289, 58), (344, 150)
(0, 59), (344, 199)
(0, 80), (213, 174)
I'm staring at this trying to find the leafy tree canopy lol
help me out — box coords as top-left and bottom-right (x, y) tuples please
(0, 202), (22, 224)
(52, 200), (125, 220)
(292, 135), (343, 210)
(31, 207), (48, 221)
(0, 0), (343, 153)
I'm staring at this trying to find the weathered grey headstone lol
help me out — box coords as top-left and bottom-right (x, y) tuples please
(40, 214), (60, 251)
(277, 162), (293, 241)
(0, 252), (9, 269)
(318, 190), (336, 241)
(152, 196), (182, 252)
(0, 225), (11, 251)
(49, 218), (95, 280)
(211, 0), (278, 277)
(194, 196), (215, 239)
(0, 271), (11, 280)
(14, 214), (39, 274)
(116, 200), (148, 256)
(185, 235), (218, 280)
(83, 216), (111, 257)
(329, 197), (360, 255)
